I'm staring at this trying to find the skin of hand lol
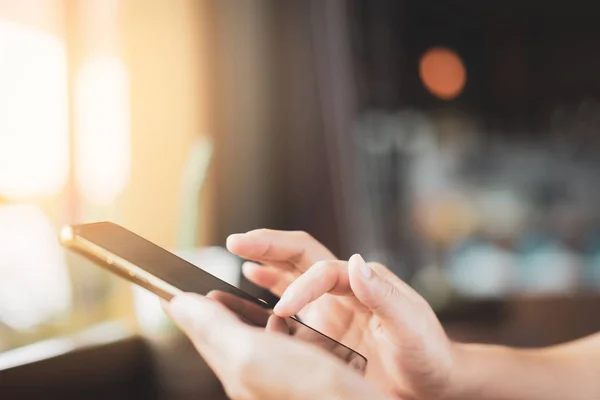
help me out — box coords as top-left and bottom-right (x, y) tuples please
(226, 230), (455, 400)
(163, 293), (389, 400)
(227, 229), (600, 400)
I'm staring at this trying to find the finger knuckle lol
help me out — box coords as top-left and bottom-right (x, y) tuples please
(252, 228), (272, 236)
(382, 279), (397, 301)
(312, 259), (333, 272)
(292, 230), (313, 241)
(304, 261), (335, 284)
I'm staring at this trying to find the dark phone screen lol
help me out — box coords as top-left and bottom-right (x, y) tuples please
(71, 222), (367, 372)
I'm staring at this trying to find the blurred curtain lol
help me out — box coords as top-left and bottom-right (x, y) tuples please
(209, 0), (354, 257)
(193, 0), (427, 282)
(302, 0), (359, 258)
(209, 0), (423, 281)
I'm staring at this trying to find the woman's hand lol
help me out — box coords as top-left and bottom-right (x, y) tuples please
(227, 229), (600, 400)
(164, 293), (389, 400)
(227, 230), (456, 400)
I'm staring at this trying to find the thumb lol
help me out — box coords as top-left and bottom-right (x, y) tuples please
(164, 293), (249, 360)
(348, 254), (416, 331)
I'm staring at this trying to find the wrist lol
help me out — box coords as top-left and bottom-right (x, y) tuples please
(442, 342), (482, 400)
(444, 341), (525, 400)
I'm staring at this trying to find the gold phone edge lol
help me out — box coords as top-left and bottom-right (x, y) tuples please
(59, 225), (182, 301)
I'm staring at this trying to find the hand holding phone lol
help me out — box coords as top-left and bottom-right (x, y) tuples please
(60, 222), (367, 372)
(164, 293), (385, 400)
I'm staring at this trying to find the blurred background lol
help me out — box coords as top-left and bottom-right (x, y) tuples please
(2, 0), (600, 398)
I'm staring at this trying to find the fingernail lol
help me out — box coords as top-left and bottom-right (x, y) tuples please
(274, 286), (298, 315)
(226, 233), (244, 247)
(273, 301), (287, 316)
(273, 301), (284, 315)
(351, 254), (371, 280)
(241, 261), (256, 271)
(274, 292), (291, 314)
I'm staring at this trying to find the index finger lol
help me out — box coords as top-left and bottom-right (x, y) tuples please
(273, 260), (351, 317)
(227, 229), (336, 272)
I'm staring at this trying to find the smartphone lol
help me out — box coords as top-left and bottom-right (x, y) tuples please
(60, 222), (367, 372)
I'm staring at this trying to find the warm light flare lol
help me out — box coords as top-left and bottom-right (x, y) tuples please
(0, 19), (69, 200)
(0, 204), (71, 330)
(74, 56), (131, 205)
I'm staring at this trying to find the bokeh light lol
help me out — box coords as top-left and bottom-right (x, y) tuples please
(75, 56), (131, 205)
(0, 204), (71, 330)
(0, 19), (69, 200)
(419, 47), (466, 100)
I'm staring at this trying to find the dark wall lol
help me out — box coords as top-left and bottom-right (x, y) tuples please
(209, 0), (344, 255)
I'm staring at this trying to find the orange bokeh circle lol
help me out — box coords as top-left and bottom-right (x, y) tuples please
(419, 47), (466, 100)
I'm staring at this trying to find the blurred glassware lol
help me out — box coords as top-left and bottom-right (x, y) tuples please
(518, 234), (581, 294)
(414, 191), (479, 249)
(585, 253), (600, 290)
(177, 136), (213, 250)
(448, 238), (516, 298)
(0, 204), (71, 332)
(583, 232), (600, 290)
(411, 262), (453, 310)
(475, 189), (529, 241)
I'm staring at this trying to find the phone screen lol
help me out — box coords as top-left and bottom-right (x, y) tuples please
(67, 222), (367, 372)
